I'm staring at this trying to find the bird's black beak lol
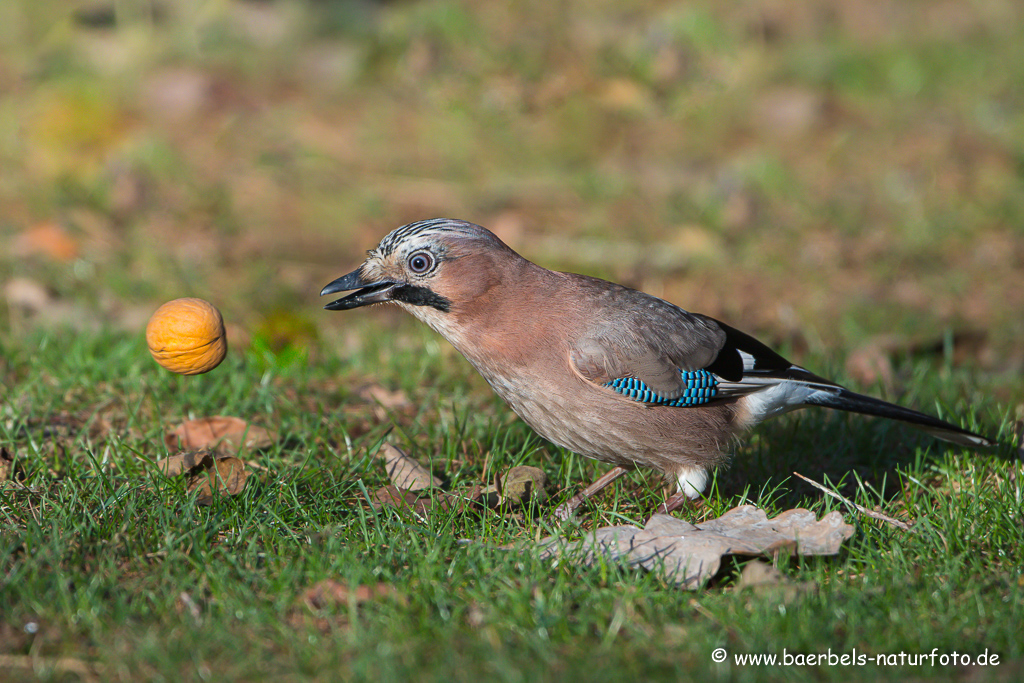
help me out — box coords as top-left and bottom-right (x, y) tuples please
(320, 268), (399, 311)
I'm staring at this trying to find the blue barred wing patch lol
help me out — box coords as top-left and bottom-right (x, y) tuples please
(603, 369), (719, 407)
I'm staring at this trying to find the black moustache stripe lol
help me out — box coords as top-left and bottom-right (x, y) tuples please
(391, 284), (451, 312)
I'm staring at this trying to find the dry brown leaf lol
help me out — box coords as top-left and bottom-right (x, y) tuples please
(152, 450), (252, 504)
(184, 453), (250, 505)
(165, 416), (276, 454)
(0, 447), (13, 483)
(359, 384), (410, 409)
(3, 277), (99, 332)
(496, 466), (547, 506)
(736, 559), (816, 602)
(735, 559), (787, 589)
(376, 443), (441, 491)
(464, 483), (501, 509)
(301, 580), (404, 610)
(155, 449), (213, 477)
(596, 78), (652, 113)
(535, 505), (854, 589)
(371, 484), (421, 510)
(370, 484), (465, 517)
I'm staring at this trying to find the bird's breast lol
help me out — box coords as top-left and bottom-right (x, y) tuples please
(401, 290), (739, 474)
(465, 352), (739, 475)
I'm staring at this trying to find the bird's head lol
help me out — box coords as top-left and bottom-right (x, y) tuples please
(320, 218), (516, 324)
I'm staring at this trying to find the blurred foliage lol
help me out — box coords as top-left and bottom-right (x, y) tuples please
(0, 0), (1022, 366)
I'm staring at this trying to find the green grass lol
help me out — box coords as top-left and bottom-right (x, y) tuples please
(1, 327), (1021, 681)
(2, 0), (1024, 679)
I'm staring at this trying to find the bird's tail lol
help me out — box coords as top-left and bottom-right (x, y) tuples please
(805, 387), (995, 449)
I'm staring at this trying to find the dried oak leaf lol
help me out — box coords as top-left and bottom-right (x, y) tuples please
(155, 449), (213, 477)
(371, 484), (463, 516)
(535, 505), (854, 589)
(376, 443), (441, 491)
(185, 453), (249, 505)
(371, 484), (421, 510)
(464, 483), (501, 509)
(736, 559), (787, 588)
(153, 450), (250, 504)
(736, 559), (816, 602)
(0, 447), (13, 483)
(164, 416), (276, 454)
(496, 466), (547, 507)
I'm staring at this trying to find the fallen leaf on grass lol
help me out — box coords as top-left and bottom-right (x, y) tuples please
(0, 447), (13, 483)
(464, 483), (501, 509)
(155, 449), (211, 477)
(370, 484), (466, 516)
(186, 454), (249, 505)
(371, 484), (421, 510)
(376, 442), (440, 491)
(736, 559), (816, 602)
(496, 466), (547, 506)
(459, 466), (549, 510)
(154, 450), (250, 504)
(533, 505), (854, 589)
(301, 580), (404, 610)
(368, 462), (551, 519)
(735, 559), (786, 588)
(164, 416), (276, 454)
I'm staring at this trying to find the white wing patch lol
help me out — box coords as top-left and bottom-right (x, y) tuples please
(724, 364), (842, 425)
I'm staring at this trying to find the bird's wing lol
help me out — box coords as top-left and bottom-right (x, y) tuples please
(569, 288), (836, 406)
(565, 282), (994, 448)
(568, 291), (727, 402)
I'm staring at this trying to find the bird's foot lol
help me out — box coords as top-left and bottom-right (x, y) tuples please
(551, 489), (596, 522)
(548, 466), (631, 523)
(653, 491), (700, 516)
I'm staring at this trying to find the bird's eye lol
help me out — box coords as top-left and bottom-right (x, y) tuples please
(407, 251), (434, 274)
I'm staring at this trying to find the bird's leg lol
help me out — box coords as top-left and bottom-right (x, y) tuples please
(654, 491), (695, 515)
(552, 466), (631, 522)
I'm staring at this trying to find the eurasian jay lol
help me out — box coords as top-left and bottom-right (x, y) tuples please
(321, 218), (994, 518)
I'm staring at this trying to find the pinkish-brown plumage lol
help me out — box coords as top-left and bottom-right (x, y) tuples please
(322, 218), (993, 517)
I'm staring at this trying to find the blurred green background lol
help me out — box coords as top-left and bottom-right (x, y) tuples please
(2, 0), (1023, 382)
